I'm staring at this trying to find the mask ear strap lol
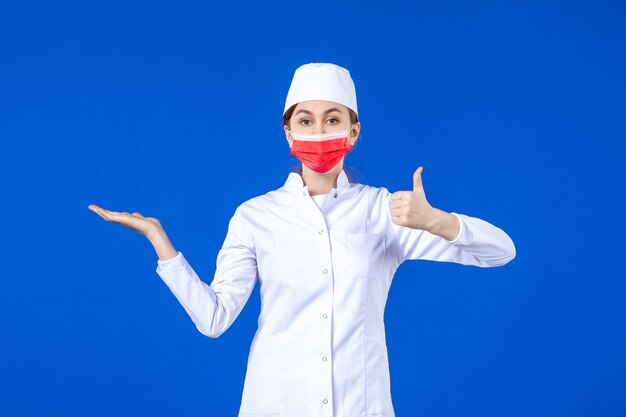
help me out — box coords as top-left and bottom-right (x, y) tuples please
(347, 124), (355, 140)
(347, 123), (355, 137)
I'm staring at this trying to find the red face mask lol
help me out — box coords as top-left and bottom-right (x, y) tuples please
(288, 125), (354, 174)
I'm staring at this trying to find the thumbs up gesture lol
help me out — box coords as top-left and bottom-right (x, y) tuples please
(389, 166), (437, 231)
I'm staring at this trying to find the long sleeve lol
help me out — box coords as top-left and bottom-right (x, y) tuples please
(383, 188), (516, 267)
(155, 204), (258, 338)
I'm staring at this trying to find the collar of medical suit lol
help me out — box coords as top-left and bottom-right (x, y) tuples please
(284, 169), (350, 197)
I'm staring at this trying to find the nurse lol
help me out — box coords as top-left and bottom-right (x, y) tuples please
(88, 62), (516, 417)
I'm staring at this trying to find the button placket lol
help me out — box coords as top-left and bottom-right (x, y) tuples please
(309, 214), (332, 413)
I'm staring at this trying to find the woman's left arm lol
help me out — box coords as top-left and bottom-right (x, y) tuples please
(386, 167), (516, 267)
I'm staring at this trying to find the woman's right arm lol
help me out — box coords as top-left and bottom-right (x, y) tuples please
(147, 226), (179, 262)
(152, 205), (258, 338)
(88, 203), (259, 338)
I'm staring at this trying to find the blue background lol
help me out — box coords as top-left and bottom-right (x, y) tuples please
(1, 1), (625, 416)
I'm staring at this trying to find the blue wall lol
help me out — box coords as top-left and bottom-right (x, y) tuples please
(1, 1), (624, 416)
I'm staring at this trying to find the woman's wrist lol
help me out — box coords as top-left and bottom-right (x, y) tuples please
(425, 208), (460, 241)
(147, 226), (179, 261)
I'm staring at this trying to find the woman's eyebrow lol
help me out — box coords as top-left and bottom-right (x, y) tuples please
(295, 107), (344, 116)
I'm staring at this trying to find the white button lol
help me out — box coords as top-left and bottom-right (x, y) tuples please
(323, 399), (328, 404)
(322, 268), (328, 274)
(322, 356), (327, 362)
(318, 229), (324, 235)
(302, 191), (306, 196)
(322, 313), (328, 319)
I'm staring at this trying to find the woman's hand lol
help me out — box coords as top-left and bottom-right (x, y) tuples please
(88, 204), (179, 261)
(389, 167), (460, 240)
(88, 204), (162, 240)
(390, 166), (437, 230)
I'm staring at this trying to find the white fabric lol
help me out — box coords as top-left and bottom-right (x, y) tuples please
(284, 63), (358, 116)
(155, 169), (516, 417)
(310, 193), (330, 210)
(289, 127), (352, 142)
(448, 212), (464, 244)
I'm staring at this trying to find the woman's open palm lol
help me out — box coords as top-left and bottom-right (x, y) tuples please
(88, 204), (162, 239)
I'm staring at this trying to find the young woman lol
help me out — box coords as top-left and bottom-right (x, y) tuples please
(88, 62), (516, 417)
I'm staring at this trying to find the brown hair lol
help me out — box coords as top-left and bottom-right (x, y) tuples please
(281, 103), (361, 182)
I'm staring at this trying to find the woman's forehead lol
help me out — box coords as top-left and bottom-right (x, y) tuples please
(294, 100), (348, 113)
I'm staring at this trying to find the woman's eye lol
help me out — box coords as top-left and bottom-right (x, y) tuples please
(299, 118), (339, 126)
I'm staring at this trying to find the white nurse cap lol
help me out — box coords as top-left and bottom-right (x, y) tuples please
(283, 62), (358, 117)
